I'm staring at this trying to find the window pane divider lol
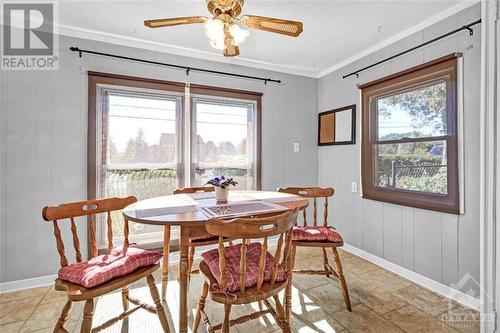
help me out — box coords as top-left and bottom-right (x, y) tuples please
(373, 135), (448, 145)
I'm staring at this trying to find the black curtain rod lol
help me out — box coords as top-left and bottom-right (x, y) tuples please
(69, 47), (282, 84)
(342, 19), (481, 79)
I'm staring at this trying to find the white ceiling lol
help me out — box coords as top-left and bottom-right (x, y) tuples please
(57, 0), (475, 77)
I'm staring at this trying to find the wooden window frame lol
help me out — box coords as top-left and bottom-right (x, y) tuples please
(360, 54), (460, 214)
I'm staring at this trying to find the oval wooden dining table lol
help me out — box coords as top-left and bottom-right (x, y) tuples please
(123, 190), (308, 333)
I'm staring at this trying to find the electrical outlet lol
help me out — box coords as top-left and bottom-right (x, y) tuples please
(293, 142), (300, 152)
(351, 181), (357, 193)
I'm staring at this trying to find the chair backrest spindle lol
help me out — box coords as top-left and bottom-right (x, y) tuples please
(313, 198), (317, 226)
(70, 217), (83, 262)
(256, 237), (268, 290)
(53, 220), (69, 267)
(88, 217), (98, 259)
(270, 233), (285, 287)
(324, 197), (329, 227)
(217, 237), (227, 289)
(106, 211), (114, 253)
(123, 217), (130, 248)
(239, 239), (248, 293)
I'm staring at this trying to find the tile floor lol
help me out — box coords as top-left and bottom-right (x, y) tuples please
(0, 248), (480, 333)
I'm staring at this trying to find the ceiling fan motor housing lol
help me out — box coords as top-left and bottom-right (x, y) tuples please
(206, 0), (244, 17)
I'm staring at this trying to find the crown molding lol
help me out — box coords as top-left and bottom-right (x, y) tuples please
(315, 0), (480, 78)
(56, 22), (319, 78)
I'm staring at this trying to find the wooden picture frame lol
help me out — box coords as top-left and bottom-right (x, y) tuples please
(318, 104), (356, 146)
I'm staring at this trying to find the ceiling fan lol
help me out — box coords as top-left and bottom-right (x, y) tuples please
(144, 0), (303, 57)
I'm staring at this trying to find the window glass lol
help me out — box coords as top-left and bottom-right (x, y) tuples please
(377, 81), (447, 141)
(97, 88), (183, 247)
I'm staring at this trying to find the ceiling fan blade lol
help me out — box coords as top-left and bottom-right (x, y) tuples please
(240, 15), (303, 37)
(144, 16), (207, 28)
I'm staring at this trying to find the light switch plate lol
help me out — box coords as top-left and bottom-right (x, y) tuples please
(351, 181), (357, 193)
(293, 142), (300, 152)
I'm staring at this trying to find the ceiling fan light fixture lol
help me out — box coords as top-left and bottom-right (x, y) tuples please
(204, 18), (225, 49)
(229, 23), (249, 46)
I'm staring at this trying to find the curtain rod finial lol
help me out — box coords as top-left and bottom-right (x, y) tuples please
(70, 47), (82, 58)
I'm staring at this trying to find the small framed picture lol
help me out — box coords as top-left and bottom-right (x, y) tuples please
(318, 104), (356, 146)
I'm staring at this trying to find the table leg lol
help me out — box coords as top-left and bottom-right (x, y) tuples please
(179, 226), (190, 333)
(161, 226), (171, 301)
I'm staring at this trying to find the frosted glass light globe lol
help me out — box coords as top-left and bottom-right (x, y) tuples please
(229, 23), (249, 46)
(204, 18), (225, 50)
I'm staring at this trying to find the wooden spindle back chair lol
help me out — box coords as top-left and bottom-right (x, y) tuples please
(193, 209), (298, 333)
(278, 187), (351, 312)
(161, 186), (218, 300)
(42, 196), (170, 333)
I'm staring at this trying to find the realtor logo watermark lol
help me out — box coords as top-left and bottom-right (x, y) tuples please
(441, 273), (496, 330)
(1, 2), (58, 70)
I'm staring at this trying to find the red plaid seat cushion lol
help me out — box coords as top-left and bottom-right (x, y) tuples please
(58, 246), (162, 288)
(201, 243), (288, 292)
(293, 226), (343, 243)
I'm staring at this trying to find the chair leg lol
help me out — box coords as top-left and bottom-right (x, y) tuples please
(285, 245), (297, 322)
(121, 287), (129, 311)
(147, 274), (171, 333)
(322, 247), (330, 277)
(280, 316), (292, 333)
(80, 299), (94, 333)
(222, 303), (231, 333)
(331, 247), (352, 312)
(162, 226), (171, 301)
(53, 299), (72, 333)
(193, 281), (209, 332)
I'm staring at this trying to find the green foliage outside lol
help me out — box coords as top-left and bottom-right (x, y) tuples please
(396, 168), (447, 194)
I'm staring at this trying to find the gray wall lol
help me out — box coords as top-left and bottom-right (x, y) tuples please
(0, 36), (318, 283)
(317, 4), (481, 294)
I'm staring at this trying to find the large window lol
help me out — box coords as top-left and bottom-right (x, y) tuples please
(89, 73), (261, 249)
(361, 55), (459, 214)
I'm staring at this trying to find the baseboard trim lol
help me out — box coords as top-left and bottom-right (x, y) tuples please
(342, 244), (480, 311)
(0, 274), (57, 294)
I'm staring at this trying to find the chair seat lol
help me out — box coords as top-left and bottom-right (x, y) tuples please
(55, 264), (160, 301)
(58, 246), (162, 289)
(200, 242), (288, 293)
(292, 226), (343, 243)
